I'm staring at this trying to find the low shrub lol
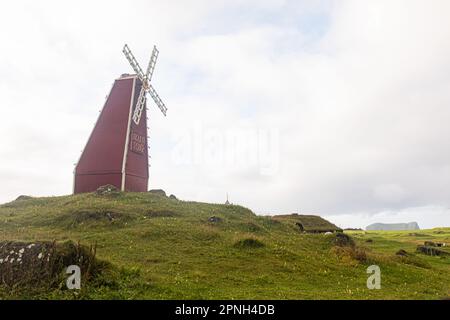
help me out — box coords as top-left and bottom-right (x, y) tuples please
(234, 238), (265, 249)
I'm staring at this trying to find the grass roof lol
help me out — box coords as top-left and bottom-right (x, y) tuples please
(273, 214), (342, 232)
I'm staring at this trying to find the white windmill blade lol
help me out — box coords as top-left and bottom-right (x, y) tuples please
(132, 87), (147, 125)
(148, 84), (167, 116)
(145, 45), (159, 82)
(123, 44), (145, 81)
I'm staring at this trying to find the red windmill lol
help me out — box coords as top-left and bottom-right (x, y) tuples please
(74, 44), (167, 193)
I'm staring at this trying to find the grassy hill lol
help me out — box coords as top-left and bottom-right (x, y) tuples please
(0, 191), (449, 299)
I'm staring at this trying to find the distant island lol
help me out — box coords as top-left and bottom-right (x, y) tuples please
(366, 222), (420, 231)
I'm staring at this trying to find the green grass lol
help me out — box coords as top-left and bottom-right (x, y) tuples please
(0, 192), (449, 299)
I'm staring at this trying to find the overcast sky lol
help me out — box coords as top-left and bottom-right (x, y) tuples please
(1, 0), (449, 229)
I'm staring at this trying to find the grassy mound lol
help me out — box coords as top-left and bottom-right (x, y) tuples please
(273, 214), (342, 233)
(52, 209), (132, 228)
(0, 192), (449, 299)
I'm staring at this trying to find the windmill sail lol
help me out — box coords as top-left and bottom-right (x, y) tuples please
(146, 46), (159, 81)
(133, 86), (147, 125)
(123, 44), (145, 80)
(148, 84), (167, 116)
(122, 44), (168, 122)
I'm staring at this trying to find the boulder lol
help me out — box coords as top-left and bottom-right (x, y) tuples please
(416, 245), (449, 257)
(148, 189), (167, 197)
(0, 241), (102, 288)
(95, 184), (119, 196)
(396, 249), (408, 256)
(169, 194), (178, 200)
(208, 216), (222, 223)
(332, 233), (355, 247)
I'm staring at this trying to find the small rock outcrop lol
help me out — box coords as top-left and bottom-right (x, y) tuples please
(423, 241), (446, 248)
(169, 194), (178, 200)
(208, 216), (222, 223)
(416, 245), (449, 257)
(95, 184), (120, 196)
(0, 241), (102, 289)
(332, 233), (355, 247)
(148, 189), (167, 197)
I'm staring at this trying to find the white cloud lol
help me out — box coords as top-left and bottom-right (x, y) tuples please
(373, 184), (407, 204)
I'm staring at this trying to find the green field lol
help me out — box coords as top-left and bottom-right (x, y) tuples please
(0, 192), (449, 299)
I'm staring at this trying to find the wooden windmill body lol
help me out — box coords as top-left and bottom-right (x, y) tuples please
(74, 45), (167, 193)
